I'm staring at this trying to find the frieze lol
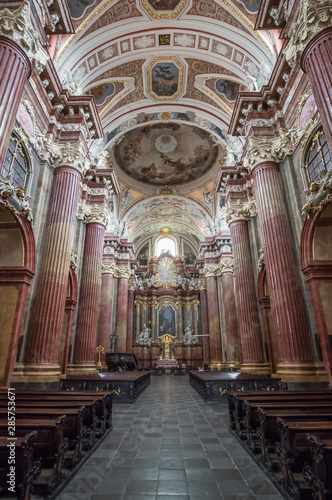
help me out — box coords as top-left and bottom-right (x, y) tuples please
(0, 1), (49, 74)
(243, 132), (292, 171)
(284, 0), (332, 68)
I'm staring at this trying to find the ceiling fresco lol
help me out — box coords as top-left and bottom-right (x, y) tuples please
(114, 123), (219, 186)
(57, 0), (275, 243)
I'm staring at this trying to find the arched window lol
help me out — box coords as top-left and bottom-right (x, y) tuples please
(305, 128), (332, 183)
(1, 135), (29, 188)
(156, 237), (176, 257)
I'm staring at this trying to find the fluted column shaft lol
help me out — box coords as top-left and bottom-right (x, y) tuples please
(127, 289), (134, 353)
(116, 277), (129, 352)
(221, 271), (240, 360)
(97, 271), (114, 357)
(73, 222), (105, 369)
(25, 166), (82, 378)
(199, 289), (210, 363)
(206, 276), (222, 364)
(135, 300), (141, 341)
(301, 27), (332, 150)
(0, 37), (31, 172)
(229, 220), (265, 364)
(252, 162), (314, 369)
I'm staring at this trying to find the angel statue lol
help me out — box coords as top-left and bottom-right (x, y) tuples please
(138, 324), (152, 347)
(183, 325), (196, 344)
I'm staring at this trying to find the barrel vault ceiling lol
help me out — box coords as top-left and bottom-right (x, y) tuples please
(57, 0), (275, 250)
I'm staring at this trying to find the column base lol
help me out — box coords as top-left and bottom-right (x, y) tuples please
(67, 363), (98, 376)
(240, 362), (271, 375)
(12, 363), (61, 384)
(273, 362), (328, 383)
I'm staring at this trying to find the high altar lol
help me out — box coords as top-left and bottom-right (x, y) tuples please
(132, 253), (204, 369)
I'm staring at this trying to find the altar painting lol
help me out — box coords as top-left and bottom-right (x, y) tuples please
(158, 304), (175, 337)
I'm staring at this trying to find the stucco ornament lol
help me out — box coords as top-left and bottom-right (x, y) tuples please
(183, 325), (196, 344)
(114, 265), (131, 279)
(83, 203), (108, 226)
(203, 263), (221, 278)
(218, 259), (234, 274)
(225, 198), (257, 224)
(284, 0), (332, 68)
(101, 261), (117, 275)
(243, 131), (292, 171)
(257, 246), (265, 272)
(55, 142), (91, 175)
(138, 324), (152, 347)
(0, 0), (49, 74)
(0, 176), (33, 223)
(302, 170), (332, 216)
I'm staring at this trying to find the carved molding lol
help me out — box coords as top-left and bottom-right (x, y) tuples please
(0, 175), (33, 223)
(284, 0), (332, 68)
(243, 131), (292, 171)
(0, 1), (49, 74)
(225, 199), (257, 224)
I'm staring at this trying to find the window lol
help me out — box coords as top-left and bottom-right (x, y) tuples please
(1, 136), (29, 188)
(156, 237), (176, 257)
(305, 129), (332, 183)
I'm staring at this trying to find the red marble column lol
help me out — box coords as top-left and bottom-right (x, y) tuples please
(301, 27), (332, 150)
(252, 162), (316, 379)
(24, 166), (82, 381)
(0, 36), (31, 173)
(205, 273), (222, 365)
(116, 269), (130, 352)
(127, 288), (134, 353)
(97, 267), (114, 361)
(73, 222), (105, 372)
(199, 288), (210, 364)
(220, 270), (240, 362)
(229, 220), (267, 373)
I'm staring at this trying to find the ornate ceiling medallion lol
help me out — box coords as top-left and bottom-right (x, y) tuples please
(141, 0), (187, 19)
(147, 57), (184, 102)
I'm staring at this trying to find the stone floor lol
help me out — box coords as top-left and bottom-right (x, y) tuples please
(57, 375), (285, 500)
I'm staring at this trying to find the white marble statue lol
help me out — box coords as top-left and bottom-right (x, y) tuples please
(138, 324), (152, 347)
(183, 325), (196, 344)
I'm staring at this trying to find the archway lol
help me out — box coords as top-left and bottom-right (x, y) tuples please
(301, 203), (332, 383)
(0, 203), (36, 386)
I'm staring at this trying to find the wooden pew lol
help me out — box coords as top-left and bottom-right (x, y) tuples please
(0, 417), (66, 494)
(0, 390), (113, 430)
(0, 431), (40, 500)
(276, 419), (332, 498)
(0, 400), (98, 448)
(0, 407), (85, 467)
(257, 408), (332, 471)
(305, 435), (332, 500)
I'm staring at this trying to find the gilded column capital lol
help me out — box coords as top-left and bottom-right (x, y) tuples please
(219, 259), (234, 274)
(134, 299), (143, 306)
(55, 142), (90, 175)
(83, 204), (108, 226)
(115, 265), (131, 279)
(101, 261), (117, 275)
(198, 278), (207, 290)
(191, 299), (200, 307)
(243, 132), (292, 171)
(0, 1), (49, 74)
(203, 263), (221, 278)
(284, 0), (332, 68)
(128, 280), (136, 291)
(225, 199), (257, 224)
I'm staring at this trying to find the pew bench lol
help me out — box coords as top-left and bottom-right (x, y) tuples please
(305, 435), (332, 500)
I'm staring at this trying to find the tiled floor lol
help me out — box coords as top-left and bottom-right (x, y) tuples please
(57, 375), (285, 500)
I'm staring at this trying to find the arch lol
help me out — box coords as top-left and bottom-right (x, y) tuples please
(156, 234), (177, 257)
(301, 203), (332, 383)
(257, 267), (279, 373)
(59, 267), (78, 375)
(0, 202), (36, 386)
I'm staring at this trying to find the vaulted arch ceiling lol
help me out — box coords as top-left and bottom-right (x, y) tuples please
(57, 0), (274, 242)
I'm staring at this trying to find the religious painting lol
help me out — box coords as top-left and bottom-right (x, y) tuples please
(215, 79), (242, 101)
(151, 63), (179, 97)
(67, 0), (96, 19)
(114, 122), (218, 186)
(137, 243), (149, 266)
(183, 242), (196, 265)
(237, 0), (261, 13)
(88, 82), (115, 106)
(150, 203), (182, 218)
(147, 0), (183, 9)
(158, 305), (176, 337)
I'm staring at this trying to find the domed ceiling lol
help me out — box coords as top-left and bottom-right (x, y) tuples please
(114, 123), (218, 186)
